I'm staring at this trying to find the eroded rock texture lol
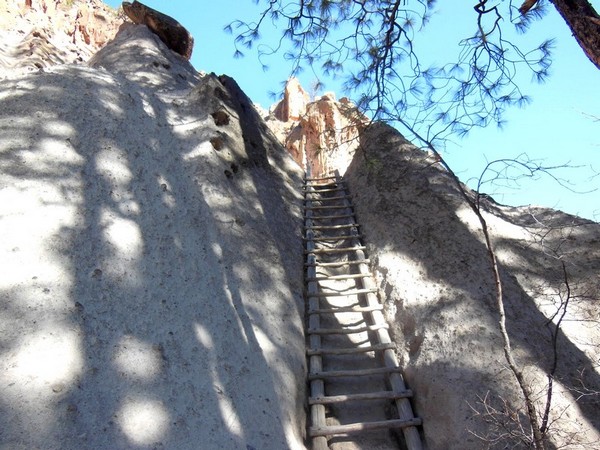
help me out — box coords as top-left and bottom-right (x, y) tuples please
(0, 23), (306, 450)
(0, 0), (124, 77)
(267, 78), (368, 177)
(122, 0), (194, 60)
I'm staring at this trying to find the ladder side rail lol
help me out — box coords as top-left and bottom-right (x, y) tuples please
(304, 181), (329, 450)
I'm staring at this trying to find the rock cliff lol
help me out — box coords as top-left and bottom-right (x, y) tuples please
(1, 3), (600, 450)
(268, 79), (600, 448)
(0, 21), (306, 450)
(343, 124), (600, 448)
(267, 78), (368, 178)
(0, 0), (124, 77)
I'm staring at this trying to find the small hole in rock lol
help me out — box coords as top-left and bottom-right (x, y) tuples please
(211, 110), (230, 126)
(214, 87), (227, 100)
(210, 136), (224, 150)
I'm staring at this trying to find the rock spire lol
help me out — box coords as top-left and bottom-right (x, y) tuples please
(267, 78), (368, 178)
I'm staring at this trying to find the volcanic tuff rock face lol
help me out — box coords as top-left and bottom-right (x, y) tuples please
(0, 22), (307, 450)
(2, 4), (600, 450)
(0, 0), (124, 77)
(266, 78), (368, 178)
(273, 77), (310, 122)
(343, 124), (600, 449)
(122, 0), (195, 60)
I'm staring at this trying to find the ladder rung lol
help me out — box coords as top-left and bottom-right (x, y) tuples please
(306, 273), (368, 282)
(305, 246), (366, 254)
(303, 186), (346, 193)
(309, 288), (377, 298)
(304, 224), (359, 230)
(306, 214), (355, 220)
(305, 175), (337, 181)
(309, 389), (413, 403)
(307, 343), (394, 356)
(303, 182), (345, 188)
(305, 178), (345, 184)
(304, 195), (352, 202)
(304, 205), (352, 210)
(303, 235), (362, 242)
(309, 418), (422, 437)
(308, 367), (404, 380)
(308, 304), (383, 314)
(307, 324), (389, 335)
(305, 259), (370, 267)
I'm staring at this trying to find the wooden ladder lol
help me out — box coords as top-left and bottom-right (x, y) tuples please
(303, 174), (423, 450)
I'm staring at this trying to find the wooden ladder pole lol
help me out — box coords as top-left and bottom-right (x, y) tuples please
(356, 251), (423, 449)
(304, 183), (329, 450)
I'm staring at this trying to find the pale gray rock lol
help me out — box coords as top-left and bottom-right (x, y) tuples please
(343, 123), (600, 449)
(0, 24), (306, 450)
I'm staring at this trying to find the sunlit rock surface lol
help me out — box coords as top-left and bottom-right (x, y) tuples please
(273, 77), (310, 122)
(267, 79), (367, 177)
(0, 0), (124, 77)
(343, 123), (600, 449)
(0, 24), (306, 450)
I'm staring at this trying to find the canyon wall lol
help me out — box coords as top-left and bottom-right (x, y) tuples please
(0, 23), (307, 450)
(2, 3), (599, 449)
(343, 123), (600, 449)
(0, 0), (124, 77)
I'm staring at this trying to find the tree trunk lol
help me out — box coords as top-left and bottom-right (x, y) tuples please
(550, 0), (600, 70)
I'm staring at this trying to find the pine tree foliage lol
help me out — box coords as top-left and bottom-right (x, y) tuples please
(227, 0), (561, 144)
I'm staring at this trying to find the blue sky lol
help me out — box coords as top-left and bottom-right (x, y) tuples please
(105, 1), (599, 221)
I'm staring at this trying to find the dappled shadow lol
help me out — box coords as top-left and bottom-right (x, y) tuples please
(341, 122), (600, 448)
(0, 29), (306, 450)
(302, 181), (412, 449)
